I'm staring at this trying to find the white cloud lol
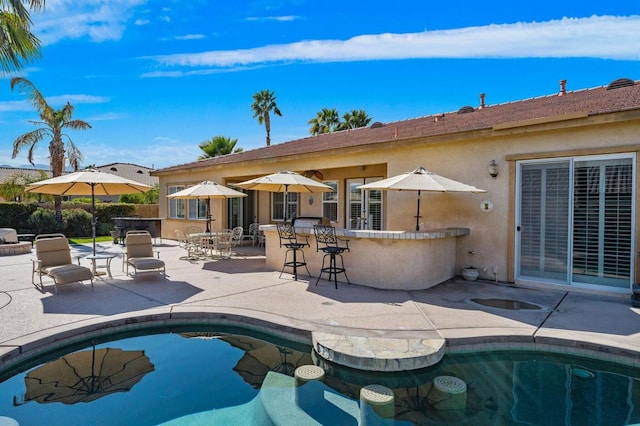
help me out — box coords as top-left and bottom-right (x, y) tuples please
(47, 94), (110, 105)
(0, 94), (108, 111)
(140, 64), (266, 78)
(32, 0), (147, 45)
(149, 15), (640, 69)
(246, 15), (299, 22)
(0, 100), (30, 112)
(173, 34), (206, 41)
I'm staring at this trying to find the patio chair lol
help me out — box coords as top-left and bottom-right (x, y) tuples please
(241, 223), (260, 246)
(313, 224), (350, 289)
(175, 229), (199, 260)
(186, 225), (203, 235)
(277, 223), (311, 281)
(215, 230), (234, 259)
(231, 226), (244, 246)
(124, 231), (166, 278)
(32, 233), (94, 293)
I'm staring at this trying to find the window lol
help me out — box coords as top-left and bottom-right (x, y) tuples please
(346, 177), (383, 230)
(322, 181), (338, 222)
(168, 186), (185, 219)
(272, 192), (298, 221)
(188, 199), (207, 220)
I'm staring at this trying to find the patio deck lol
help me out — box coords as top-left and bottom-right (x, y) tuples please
(0, 239), (639, 372)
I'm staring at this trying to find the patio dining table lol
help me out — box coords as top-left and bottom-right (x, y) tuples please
(188, 231), (233, 259)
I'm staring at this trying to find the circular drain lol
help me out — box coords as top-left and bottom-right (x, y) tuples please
(469, 298), (543, 311)
(571, 367), (595, 379)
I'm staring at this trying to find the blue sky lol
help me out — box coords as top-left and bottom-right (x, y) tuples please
(0, 0), (638, 169)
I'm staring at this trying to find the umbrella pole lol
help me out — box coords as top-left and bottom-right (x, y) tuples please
(415, 190), (421, 232)
(284, 185), (289, 223)
(205, 197), (211, 233)
(91, 184), (97, 256)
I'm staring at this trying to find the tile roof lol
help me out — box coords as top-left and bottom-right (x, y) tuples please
(154, 80), (640, 174)
(95, 162), (158, 187)
(0, 163), (158, 186)
(0, 167), (52, 183)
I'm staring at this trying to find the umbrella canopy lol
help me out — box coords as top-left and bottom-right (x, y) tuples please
(357, 166), (486, 231)
(21, 347), (154, 405)
(166, 181), (247, 232)
(25, 169), (152, 255)
(235, 171), (333, 222)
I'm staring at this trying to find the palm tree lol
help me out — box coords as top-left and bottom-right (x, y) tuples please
(0, 0), (45, 73)
(337, 109), (372, 131)
(308, 108), (340, 135)
(198, 135), (243, 159)
(11, 77), (92, 222)
(251, 89), (282, 147)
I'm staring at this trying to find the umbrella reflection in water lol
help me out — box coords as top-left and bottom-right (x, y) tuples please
(221, 335), (313, 389)
(15, 346), (154, 405)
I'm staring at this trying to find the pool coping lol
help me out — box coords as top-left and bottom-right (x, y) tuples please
(0, 241), (639, 374)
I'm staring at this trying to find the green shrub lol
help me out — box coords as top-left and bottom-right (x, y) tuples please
(0, 202), (39, 232)
(69, 197), (99, 204)
(118, 193), (145, 204)
(28, 207), (59, 234)
(62, 208), (93, 237)
(94, 203), (137, 235)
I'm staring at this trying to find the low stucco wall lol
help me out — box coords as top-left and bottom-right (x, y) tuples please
(263, 226), (469, 290)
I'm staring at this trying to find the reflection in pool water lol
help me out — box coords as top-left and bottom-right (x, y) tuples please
(0, 327), (639, 425)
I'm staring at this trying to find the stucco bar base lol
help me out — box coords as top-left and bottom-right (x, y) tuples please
(262, 226), (469, 290)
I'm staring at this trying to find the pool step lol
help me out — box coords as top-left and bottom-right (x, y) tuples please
(312, 332), (446, 371)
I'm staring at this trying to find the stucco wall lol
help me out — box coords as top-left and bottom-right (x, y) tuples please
(155, 115), (640, 285)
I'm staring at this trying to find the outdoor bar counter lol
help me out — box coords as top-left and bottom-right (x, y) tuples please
(261, 225), (470, 290)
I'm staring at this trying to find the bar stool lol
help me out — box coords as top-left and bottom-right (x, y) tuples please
(277, 223), (311, 281)
(313, 224), (350, 289)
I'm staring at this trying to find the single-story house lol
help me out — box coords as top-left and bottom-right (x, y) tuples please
(94, 163), (158, 202)
(0, 162), (158, 202)
(152, 77), (640, 295)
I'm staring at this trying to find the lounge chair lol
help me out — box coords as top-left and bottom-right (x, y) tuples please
(124, 231), (166, 278)
(32, 233), (93, 293)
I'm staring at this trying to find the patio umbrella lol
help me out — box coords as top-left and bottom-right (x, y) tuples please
(357, 166), (486, 231)
(235, 171), (333, 222)
(166, 180), (247, 233)
(19, 346), (154, 405)
(24, 168), (152, 256)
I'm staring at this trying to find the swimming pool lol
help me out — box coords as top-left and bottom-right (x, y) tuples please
(0, 326), (639, 425)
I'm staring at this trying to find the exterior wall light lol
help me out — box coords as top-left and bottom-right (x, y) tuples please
(489, 160), (499, 179)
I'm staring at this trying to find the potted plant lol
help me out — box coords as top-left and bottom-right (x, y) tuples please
(461, 266), (479, 281)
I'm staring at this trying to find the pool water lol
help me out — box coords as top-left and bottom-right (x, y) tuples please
(0, 327), (639, 425)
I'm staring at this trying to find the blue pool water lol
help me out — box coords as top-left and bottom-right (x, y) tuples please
(0, 326), (639, 425)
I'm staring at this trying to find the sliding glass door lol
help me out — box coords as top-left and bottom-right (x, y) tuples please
(518, 161), (570, 281)
(517, 155), (634, 290)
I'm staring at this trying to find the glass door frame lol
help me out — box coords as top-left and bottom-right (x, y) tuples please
(515, 153), (636, 291)
(346, 177), (383, 230)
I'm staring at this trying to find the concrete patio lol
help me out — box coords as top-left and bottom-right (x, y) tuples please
(1, 238), (639, 373)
